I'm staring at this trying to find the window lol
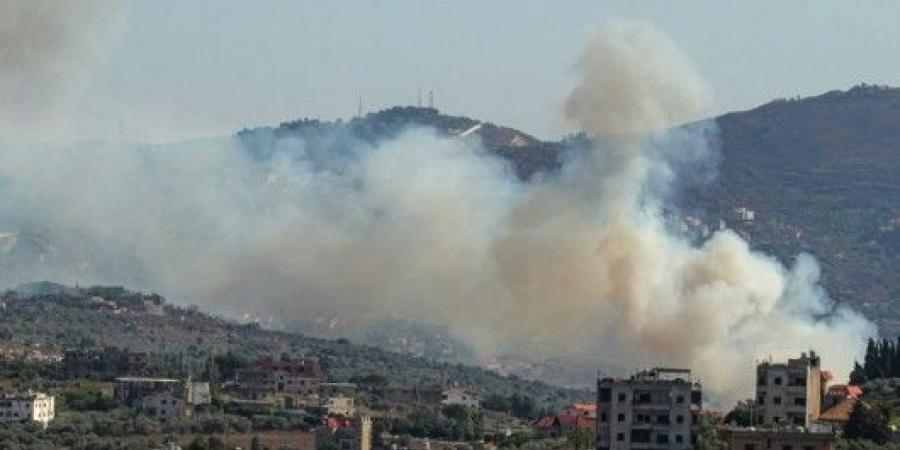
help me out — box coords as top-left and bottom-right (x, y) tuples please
(618, 413), (626, 422)
(600, 412), (608, 422)
(599, 388), (611, 402)
(618, 393), (627, 402)
(774, 377), (783, 385)
(656, 414), (670, 424)
(773, 416), (781, 424)
(655, 434), (669, 444)
(676, 395), (684, 404)
(617, 433), (624, 442)
(782, 446), (793, 450)
(774, 396), (782, 405)
(794, 397), (806, 406)
(745, 445), (756, 450)
(758, 395), (765, 405)
(636, 392), (651, 403)
(794, 377), (806, 386)
(675, 434), (684, 444)
(676, 414), (684, 424)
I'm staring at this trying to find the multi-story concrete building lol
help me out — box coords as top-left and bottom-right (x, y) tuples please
(0, 391), (55, 427)
(596, 368), (701, 450)
(237, 355), (324, 403)
(315, 415), (372, 450)
(755, 351), (825, 427)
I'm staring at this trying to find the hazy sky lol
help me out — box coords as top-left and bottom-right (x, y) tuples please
(51, 0), (900, 142)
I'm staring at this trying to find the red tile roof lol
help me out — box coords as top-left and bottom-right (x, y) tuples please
(818, 397), (861, 423)
(566, 403), (597, 412)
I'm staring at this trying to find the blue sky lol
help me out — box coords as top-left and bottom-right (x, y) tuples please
(78, 0), (900, 142)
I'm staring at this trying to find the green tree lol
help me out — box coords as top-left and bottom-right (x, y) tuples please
(567, 427), (594, 450)
(844, 402), (892, 445)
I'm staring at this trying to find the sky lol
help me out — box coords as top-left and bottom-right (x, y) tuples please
(33, 0), (900, 143)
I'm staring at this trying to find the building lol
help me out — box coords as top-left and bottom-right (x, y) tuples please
(187, 381), (212, 406)
(237, 355), (324, 404)
(324, 395), (356, 417)
(141, 391), (187, 421)
(564, 403), (597, 418)
(533, 414), (595, 438)
(596, 368), (702, 450)
(0, 391), (55, 427)
(114, 377), (208, 420)
(755, 352), (827, 427)
(718, 427), (835, 450)
(62, 347), (150, 380)
(440, 387), (480, 408)
(316, 416), (373, 450)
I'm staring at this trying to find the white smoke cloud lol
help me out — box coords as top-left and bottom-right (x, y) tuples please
(0, 16), (874, 405)
(0, 0), (122, 139)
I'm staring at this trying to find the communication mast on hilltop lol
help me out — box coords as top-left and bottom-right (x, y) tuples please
(357, 96), (364, 118)
(428, 90), (434, 109)
(417, 89), (423, 107)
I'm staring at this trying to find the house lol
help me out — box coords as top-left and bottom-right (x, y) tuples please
(563, 403), (596, 418)
(187, 381), (212, 406)
(237, 355), (324, 405)
(114, 377), (209, 420)
(755, 351), (829, 428)
(0, 391), (55, 427)
(324, 395), (356, 417)
(822, 384), (862, 409)
(817, 385), (864, 431)
(62, 347), (150, 380)
(316, 416), (372, 450)
(596, 368), (701, 450)
(141, 391), (188, 421)
(532, 414), (595, 438)
(440, 387), (480, 408)
(718, 427), (835, 450)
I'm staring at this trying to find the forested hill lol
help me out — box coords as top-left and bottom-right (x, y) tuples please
(698, 85), (900, 335)
(0, 283), (590, 407)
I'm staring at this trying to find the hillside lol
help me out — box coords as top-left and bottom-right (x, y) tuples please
(237, 86), (900, 338)
(0, 284), (590, 407)
(698, 85), (900, 335)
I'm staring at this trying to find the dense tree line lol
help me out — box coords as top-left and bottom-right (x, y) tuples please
(850, 337), (900, 383)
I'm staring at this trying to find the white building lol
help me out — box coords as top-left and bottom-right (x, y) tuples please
(324, 395), (356, 417)
(0, 391), (55, 427)
(440, 387), (480, 408)
(187, 381), (211, 406)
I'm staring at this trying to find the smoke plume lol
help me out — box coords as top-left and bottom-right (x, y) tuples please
(0, 0), (121, 132)
(0, 17), (874, 404)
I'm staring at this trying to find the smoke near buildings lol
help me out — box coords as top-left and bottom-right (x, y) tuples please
(0, 4), (874, 405)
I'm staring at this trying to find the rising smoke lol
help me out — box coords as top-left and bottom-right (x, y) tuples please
(0, 8), (874, 404)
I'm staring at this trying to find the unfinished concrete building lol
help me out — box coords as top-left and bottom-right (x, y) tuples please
(596, 368), (702, 450)
(755, 351), (826, 427)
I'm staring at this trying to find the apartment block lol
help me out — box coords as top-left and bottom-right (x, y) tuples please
(755, 351), (825, 427)
(596, 368), (702, 450)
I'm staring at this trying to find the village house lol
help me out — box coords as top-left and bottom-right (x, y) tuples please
(62, 347), (151, 380)
(0, 391), (55, 427)
(816, 384), (864, 431)
(596, 368), (702, 450)
(532, 413), (595, 438)
(563, 402), (596, 418)
(440, 387), (480, 408)
(114, 377), (209, 421)
(315, 415), (372, 450)
(236, 355), (324, 408)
